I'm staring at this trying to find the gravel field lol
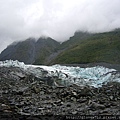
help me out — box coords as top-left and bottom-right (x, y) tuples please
(0, 64), (120, 120)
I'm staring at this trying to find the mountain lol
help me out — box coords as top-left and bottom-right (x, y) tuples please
(0, 29), (120, 65)
(0, 37), (60, 64)
(58, 31), (92, 50)
(34, 37), (60, 64)
(50, 29), (120, 64)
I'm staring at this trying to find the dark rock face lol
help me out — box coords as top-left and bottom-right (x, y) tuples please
(0, 66), (120, 119)
(0, 37), (60, 65)
(0, 38), (36, 64)
(34, 37), (60, 65)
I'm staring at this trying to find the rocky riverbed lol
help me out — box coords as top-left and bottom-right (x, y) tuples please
(0, 66), (120, 119)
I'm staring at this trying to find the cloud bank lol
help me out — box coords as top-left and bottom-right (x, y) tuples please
(0, 0), (120, 52)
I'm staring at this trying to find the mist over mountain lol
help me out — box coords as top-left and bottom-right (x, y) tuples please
(51, 29), (120, 65)
(0, 29), (120, 65)
(0, 37), (60, 64)
(0, 0), (120, 52)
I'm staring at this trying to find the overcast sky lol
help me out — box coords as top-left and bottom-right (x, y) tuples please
(0, 0), (120, 52)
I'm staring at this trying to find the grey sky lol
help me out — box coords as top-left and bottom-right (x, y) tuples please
(0, 0), (120, 52)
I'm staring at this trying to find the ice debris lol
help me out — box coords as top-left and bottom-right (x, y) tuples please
(0, 60), (120, 87)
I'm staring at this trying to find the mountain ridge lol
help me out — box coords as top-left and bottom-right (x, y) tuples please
(50, 29), (120, 65)
(0, 29), (120, 65)
(0, 37), (60, 64)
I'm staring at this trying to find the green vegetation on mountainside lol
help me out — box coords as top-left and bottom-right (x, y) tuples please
(51, 29), (120, 64)
(58, 31), (92, 50)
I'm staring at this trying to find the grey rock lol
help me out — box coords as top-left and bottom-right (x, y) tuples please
(90, 102), (105, 110)
(0, 104), (11, 110)
(32, 87), (40, 94)
(40, 91), (45, 95)
(66, 103), (71, 107)
(77, 98), (87, 103)
(72, 91), (77, 96)
(45, 104), (52, 109)
(110, 96), (113, 100)
(54, 99), (61, 104)
(71, 97), (77, 102)
(72, 111), (77, 115)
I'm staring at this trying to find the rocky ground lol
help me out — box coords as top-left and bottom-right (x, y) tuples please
(0, 66), (120, 120)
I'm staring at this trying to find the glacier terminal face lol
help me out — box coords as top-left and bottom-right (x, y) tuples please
(0, 60), (120, 88)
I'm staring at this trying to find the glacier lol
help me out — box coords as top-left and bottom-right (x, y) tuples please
(0, 60), (120, 88)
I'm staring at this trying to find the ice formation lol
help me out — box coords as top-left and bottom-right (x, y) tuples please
(0, 60), (120, 87)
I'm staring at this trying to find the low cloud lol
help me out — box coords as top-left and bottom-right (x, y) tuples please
(0, 0), (120, 52)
